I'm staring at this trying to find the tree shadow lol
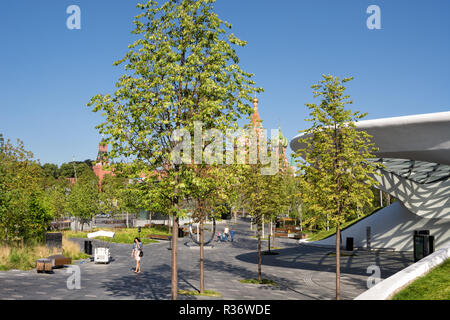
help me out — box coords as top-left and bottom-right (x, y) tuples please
(234, 244), (413, 279)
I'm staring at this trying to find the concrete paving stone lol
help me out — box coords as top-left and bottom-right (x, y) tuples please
(0, 218), (413, 300)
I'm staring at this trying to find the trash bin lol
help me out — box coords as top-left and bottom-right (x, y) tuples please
(178, 227), (184, 238)
(413, 230), (433, 262)
(346, 237), (354, 251)
(84, 240), (92, 255)
(429, 235), (435, 254)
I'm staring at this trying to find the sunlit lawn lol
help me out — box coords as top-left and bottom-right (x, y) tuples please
(64, 225), (171, 245)
(0, 237), (90, 271)
(306, 207), (382, 242)
(392, 259), (450, 300)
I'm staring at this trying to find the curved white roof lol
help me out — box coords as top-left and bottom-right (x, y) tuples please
(290, 111), (450, 165)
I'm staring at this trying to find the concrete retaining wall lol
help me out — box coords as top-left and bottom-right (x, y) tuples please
(313, 201), (450, 251)
(354, 241), (450, 300)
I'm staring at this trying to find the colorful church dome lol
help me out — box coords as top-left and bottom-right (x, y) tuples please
(278, 126), (288, 149)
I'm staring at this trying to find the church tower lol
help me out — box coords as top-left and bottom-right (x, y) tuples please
(93, 139), (112, 183)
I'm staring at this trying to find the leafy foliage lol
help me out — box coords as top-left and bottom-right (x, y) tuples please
(0, 138), (53, 243)
(65, 172), (100, 231)
(293, 75), (380, 299)
(294, 75), (380, 230)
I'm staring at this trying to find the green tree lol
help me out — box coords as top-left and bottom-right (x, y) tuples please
(59, 161), (93, 179)
(41, 163), (59, 179)
(87, 0), (261, 299)
(47, 179), (70, 220)
(241, 163), (267, 282)
(99, 174), (126, 216)
(187, 164), (237, 294)
(294, 75), (379, 300)
(0, 138), (50, 243)
(66, 173), (100, 231)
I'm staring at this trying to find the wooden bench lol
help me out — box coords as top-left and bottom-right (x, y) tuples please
(48, 254), (72, 268)
(36, 259), (53, 273)
(274, 232), (289, 237)
(147, 234), (172, 241)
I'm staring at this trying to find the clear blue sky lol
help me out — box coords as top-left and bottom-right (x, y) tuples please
(0, 0), (449, 165)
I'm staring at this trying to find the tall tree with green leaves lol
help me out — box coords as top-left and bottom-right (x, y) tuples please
(87, 0), (261, 299)
(66, 172), (100, 231)
(187, 164), (238, 294)
(47, 178), (70, 220)
(294, 75), (379, 300)
(0, 138), (50, 243)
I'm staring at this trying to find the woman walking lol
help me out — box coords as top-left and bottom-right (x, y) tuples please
(131, 237), (143, 273)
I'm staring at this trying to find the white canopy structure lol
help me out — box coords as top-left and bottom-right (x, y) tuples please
(290, 111), (450, 251)
(87, 230), (115, 263)
(87, 230), (115, 239)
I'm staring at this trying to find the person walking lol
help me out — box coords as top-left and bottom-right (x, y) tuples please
(131, 237), (143, 273)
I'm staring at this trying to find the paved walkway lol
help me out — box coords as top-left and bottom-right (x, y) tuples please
(0, 218), (413, 300)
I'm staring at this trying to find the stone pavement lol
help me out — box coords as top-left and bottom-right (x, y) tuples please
(0, 218), (413, 300)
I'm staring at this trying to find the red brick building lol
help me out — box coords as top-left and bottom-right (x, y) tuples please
(92, 139), (113, 183)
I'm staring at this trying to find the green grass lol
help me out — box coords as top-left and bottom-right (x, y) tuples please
(0, 237), (89, 271)
(239, 278), (276, 286)
(306, 207), (382, 242)
(178, 290), (222, 297)
(392, 259), (450, 300)
(64, 226), (171, 245)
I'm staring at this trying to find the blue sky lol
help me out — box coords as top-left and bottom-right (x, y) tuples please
(0, 0), (449, 165)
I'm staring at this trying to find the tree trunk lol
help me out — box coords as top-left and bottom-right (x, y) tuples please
(269, 218), (275, 253)
(262, 221), (264, 239)
(171, 214), (179, 300)
(297, 202), (303, 233)
(200, 219), (205, 294)
(272, 221), (276, 248)
(257, 218), (262, 282)
(336, 222), (341, 300)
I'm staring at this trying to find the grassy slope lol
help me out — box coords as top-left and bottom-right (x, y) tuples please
(0, 238), (90, 271)
(306, 207), (382, 242)
(392, 259), (450, 300)
(64, 226), (171, 245)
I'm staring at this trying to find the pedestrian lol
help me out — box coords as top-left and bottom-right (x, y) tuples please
(131, 237), (143, 273)
(223, 225), (230, 241)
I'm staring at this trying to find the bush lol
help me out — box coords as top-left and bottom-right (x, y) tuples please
(0, 237), (88, 271)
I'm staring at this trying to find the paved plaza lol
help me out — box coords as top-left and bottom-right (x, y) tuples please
(0, 219), (413, 300)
